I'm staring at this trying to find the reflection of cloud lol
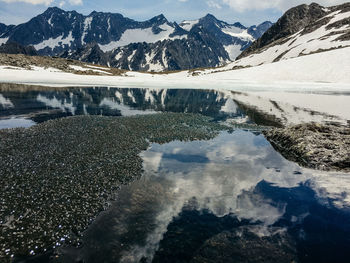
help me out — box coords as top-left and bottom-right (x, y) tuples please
(0, 94), (14, 109)
(236, 189), (286, 227)
(85, 130), (350, 262)
(0, 117), (35, 129)
(220, 98), (238, 114)
(123, 131), (309, 261)
(37, 94), (76, 115)
(141, 151), (163, 172)
(230, 91), (345, 125)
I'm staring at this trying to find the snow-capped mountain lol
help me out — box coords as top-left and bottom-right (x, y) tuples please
(232, 2), (350, 68)
(180, 14), (272, 60)
(0, 7), (272, 71)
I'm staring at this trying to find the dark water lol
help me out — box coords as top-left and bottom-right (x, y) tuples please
(0, 86), (282, 129)
(2, 86), (350, 262)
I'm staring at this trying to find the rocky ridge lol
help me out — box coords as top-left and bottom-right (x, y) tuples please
(0, 7), (272, 71)
(231, 2), (350, 68)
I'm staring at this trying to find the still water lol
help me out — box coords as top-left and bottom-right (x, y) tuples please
(1, 85), (350, 262)
(51, 131), (350, 263)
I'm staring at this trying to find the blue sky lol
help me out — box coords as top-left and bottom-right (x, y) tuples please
(0, 0), (348, 26)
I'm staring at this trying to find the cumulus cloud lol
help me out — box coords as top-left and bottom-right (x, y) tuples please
(0, 0), (82, 5)
(221, 0), (349, 12)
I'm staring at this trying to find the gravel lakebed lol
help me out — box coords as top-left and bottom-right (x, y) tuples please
(0, 113), (227, 261)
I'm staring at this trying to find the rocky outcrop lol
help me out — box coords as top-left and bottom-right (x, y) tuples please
(0, 42), (38, 56)
(264, 123), (350, 172)
(238, 3), (327, 59)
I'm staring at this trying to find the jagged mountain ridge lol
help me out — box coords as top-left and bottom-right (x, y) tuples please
(0, 7), (272, 71)
(233, 2), (350, 67)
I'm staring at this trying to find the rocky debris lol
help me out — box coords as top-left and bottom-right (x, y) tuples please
(191, 226), (297, 263)
(0, 53), (124, 76)
(0, 113), (227, 260)
(264, 122), (350, 172)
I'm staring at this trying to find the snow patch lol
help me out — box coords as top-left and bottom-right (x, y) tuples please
(99, 23), (187, 52)
(180, 20), (199, 31)
(34, 31), (74, 50)
(224, 44), (242, 60)
(0, 38), (9, 45)
(81, 16), (93, 45)
(222, 27), (254, 41)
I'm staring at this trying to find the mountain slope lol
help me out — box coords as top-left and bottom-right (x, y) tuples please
(0, 7), (272, 71)
(233, 2), (350, 67)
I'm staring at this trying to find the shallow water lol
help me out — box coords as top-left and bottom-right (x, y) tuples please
(2, 85), (350, 262)
(53, 131), (350, 263)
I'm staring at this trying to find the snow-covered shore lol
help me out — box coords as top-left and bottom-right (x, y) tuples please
(0, 47), (350, 90)
(1, 47), (350, 123)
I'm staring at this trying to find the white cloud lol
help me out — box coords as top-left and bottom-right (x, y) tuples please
(207, 0), (222, 9)
(221, 0), (349, 12)
(0, 0), (53, 5)
(0, 0), (82, 5)
(68, 0), (82, 5)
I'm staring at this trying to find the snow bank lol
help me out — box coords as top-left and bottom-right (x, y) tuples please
(1, 48), (350, 122)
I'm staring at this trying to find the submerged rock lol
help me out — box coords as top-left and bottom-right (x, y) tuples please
(0, 113), (226, 261)
(263, 122), (350, 172)
(192, 226), (297, 263)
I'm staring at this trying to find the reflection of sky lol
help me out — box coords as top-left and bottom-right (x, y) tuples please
(124, 131), (350, 262)
(61, 130), (350, 262)
(0, 117), (36, 129)
(80, 131), (307, 262)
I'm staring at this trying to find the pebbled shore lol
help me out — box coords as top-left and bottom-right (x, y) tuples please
(264, 122), (350, 172)
(0, 113), (226, 261)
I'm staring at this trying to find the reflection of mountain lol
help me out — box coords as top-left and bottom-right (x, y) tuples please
(0, 88), (246, 124)
(1, 86), (344, 130)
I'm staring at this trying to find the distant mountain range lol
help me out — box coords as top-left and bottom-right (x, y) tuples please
(0, 7), (272, 71)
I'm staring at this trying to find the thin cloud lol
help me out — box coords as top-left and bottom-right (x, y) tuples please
(207, 0), (222, 9)
(0, 0), (82, 5)
(221, 0), (349, 12)
(0, 0), (53, 5)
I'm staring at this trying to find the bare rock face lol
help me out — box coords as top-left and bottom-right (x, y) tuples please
(264, 123), (350, 172)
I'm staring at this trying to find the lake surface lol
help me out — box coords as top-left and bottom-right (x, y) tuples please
(1, 85), (350, 262)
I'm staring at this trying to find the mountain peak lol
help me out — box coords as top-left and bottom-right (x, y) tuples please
(44, 6), (64, 14)
(149, 14), (168, 24)
(202, 13), (218, 21)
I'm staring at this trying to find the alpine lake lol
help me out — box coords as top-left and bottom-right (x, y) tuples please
(1, 84), (350, 263)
